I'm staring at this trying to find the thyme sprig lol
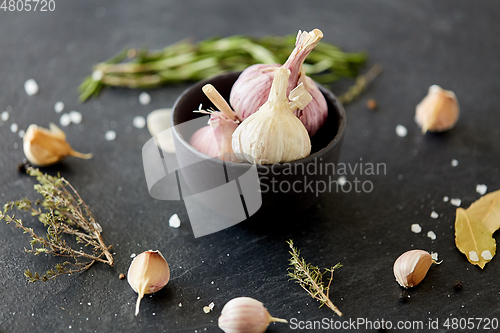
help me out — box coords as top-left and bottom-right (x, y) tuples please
(79, 34), (367, 102)
(287, 240), (342, 316)
(0, 168), (114, 282)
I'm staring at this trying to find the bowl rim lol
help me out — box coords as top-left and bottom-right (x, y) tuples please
(171, 71), (346, 169)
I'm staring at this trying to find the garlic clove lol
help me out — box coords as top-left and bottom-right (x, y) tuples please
(415, 85), (459, 133)
(393, 250), (439, 288)
(23, 124), (92, 167)
(127, 250), (170, 316)
(218, 297), (287, 333)
(231, 67), (312, 164)
(146, 108), (176, 154)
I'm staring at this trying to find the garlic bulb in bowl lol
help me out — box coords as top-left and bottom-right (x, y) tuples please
(189, 84), (240, 162)
(229, 29), (327, 137)
(231, 67), (312, 164)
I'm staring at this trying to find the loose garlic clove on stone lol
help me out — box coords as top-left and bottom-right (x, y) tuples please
(127, 250), (170, 316)
(393, 250), (439, 288)
(23, 123), (92, 167)
(218, 297), (287, 333)
(415, 85), (459, 133)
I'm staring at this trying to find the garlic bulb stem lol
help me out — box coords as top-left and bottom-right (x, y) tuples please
(202, 84), (238, 121)
(283, 29), (323, 85)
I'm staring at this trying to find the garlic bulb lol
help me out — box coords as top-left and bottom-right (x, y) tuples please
(189, 84), (239, 162)
(127, 250), (170, 316)
(218, 297), (287, 333)
(232, 67), (312, 165)
(230, 29), (327, 136)
(393, 250), (439, 288)
(415, 85), (459, 133)
(23, 123), (92, 167)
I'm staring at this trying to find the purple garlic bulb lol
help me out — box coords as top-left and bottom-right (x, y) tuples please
(229, 29), (328, 137)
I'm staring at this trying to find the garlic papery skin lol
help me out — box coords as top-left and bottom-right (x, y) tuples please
(393, 250), (438, 288)
(232, 67), (312, 165)
(127, 250), (170, 316)
(189, 84), (240, 162)
(415, 85), (459, 133)
(23, 123), (92, 167)
(218, 297), (287, 333)
(229, 29), (327, 136)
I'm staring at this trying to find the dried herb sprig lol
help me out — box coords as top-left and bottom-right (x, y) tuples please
(287, 240), (342, 316)
(0, 168), (113, 282)
(338, 63), (383, 105)
(79, 35), (367, 102)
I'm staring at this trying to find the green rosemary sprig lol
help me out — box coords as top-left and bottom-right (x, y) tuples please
(79, 35), (367, 102)
(0, 168), (114, 282)
(287, 240), (343, 316)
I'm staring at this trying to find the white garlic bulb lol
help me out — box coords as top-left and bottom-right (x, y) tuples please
(415, 85), (459, 133)
(230, 29), (327, 136)
(127, 250), (170, 316)
(218, 297), (287, 333)
(23, 123), (92, 167)
(393, 250), (438, 288)
(189, 84), (240, 162)
(232, 67), (312, 165)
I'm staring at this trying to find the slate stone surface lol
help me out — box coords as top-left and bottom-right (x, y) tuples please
(0, 1), (499, 332)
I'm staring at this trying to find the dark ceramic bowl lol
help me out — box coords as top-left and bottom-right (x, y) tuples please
(172, 72), (346, 218)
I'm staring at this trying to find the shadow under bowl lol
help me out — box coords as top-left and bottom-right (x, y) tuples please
(172, 71), (346, 219)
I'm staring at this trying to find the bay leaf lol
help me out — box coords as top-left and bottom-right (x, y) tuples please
(466, 189), (500, 235)
(455, 208), (496, 269)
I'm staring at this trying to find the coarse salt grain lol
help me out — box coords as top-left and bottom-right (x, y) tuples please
(443, 196), (449, 202)
(24, 79), (39, 96)
(133, 116), (146, 129)
(395, 124), (408, 137)
(451, 159), (459, 167)
(338, 176), (347, 186)
(468, 251), (479, 262)
(69, 111), (82, 124)
(18, 130), (25, 138)
(451, 198), (461, 207)
(476, 184), (487, 195)
(411, 224), (422, 233)
(139, 92), (151, 105)
(430, 211), (439, 219)
(1, 111), (9, 121)
(208, 302), (214, 310)
(60, 113), (71, 127)
(178, 303), (182, 307)
(130, 253), (136, 258)
(169, 214), (181, 228)
(105, 130), (116, 141)
(427, 231), (436, 240)
(431, 252), (439, 261)
(10, 123), (18, 133)
(54, 101), (64, 113)
(481, 250), (492, 260)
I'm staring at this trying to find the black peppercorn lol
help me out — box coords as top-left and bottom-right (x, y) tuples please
(453, 280), (463, 292)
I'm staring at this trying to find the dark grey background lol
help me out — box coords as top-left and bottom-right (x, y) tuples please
(1, 1), (499, 332)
